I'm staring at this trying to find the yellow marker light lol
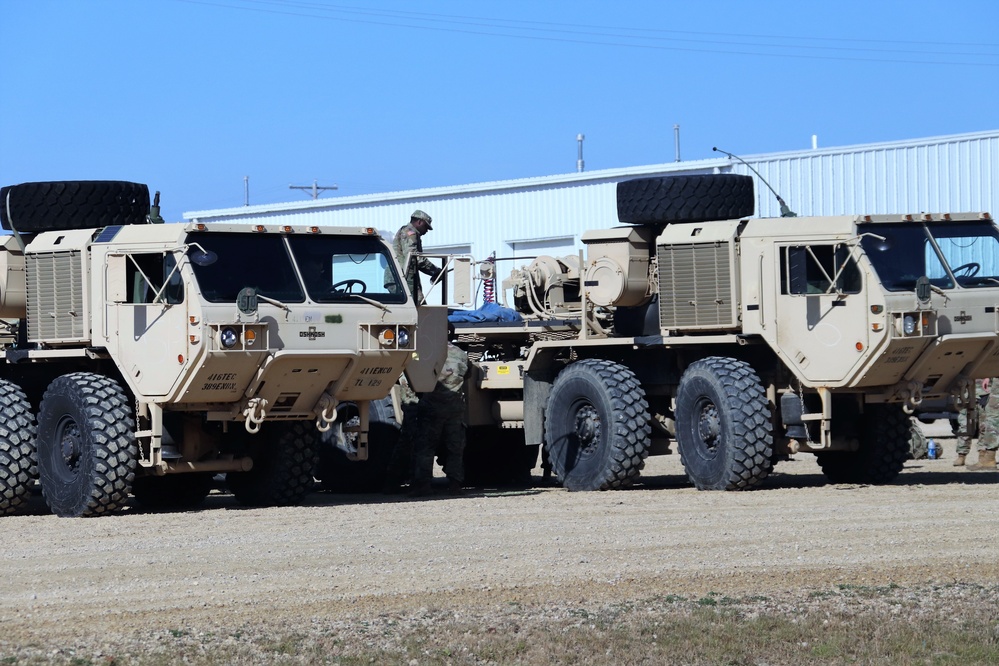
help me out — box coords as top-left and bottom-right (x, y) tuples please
(281, 225), (294, 233)
(253, 225), (266, 232)
(870, 304), (884, 314)
(245, 329), (257, 347)
(309, 226), (320, 234)
(195, 223), (207, 231)
(378, 328), (396, 346)
(872, 323), (882, 332)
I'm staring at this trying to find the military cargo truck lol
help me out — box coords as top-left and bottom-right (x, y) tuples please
(418, 174), (999, 491)
(0, 181), (436, 516)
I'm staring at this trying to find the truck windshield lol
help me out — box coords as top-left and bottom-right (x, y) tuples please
(859, 220), (999, 291)
(286, 235), (406, 304)
(187, 232), (304, 303)
(185, 231), (407, 304)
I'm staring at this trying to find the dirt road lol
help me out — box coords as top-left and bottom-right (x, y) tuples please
(2, 425), (998, 659)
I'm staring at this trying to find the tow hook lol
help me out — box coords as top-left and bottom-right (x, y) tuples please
(315, 392), (338, 432)
(243, 397), (269, 434)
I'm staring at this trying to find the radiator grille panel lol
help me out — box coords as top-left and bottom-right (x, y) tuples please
(27, 252), (87, 343)
(657, 243), (736, 330)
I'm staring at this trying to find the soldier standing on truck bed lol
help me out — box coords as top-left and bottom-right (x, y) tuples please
(956, 378), (999, 470)
(387, 210), (440, 303)
(409, 332), (469, 497)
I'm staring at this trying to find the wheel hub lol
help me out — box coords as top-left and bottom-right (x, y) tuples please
(56, 417), (83, 474)
(573, 404), (602, 455)
(696, 401), (720, 452)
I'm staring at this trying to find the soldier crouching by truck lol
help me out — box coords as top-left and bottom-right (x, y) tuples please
(409, 331), (469, 497)
(956, 378), (999, 470)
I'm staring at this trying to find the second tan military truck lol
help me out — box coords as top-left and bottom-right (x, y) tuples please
(380, 174), (999, 492)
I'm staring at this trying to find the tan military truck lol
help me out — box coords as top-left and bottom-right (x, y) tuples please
(426, 174), (999, 491)
(0, 180), (434, 516)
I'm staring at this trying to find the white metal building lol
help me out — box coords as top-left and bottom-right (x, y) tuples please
(186, 129), (999, 275)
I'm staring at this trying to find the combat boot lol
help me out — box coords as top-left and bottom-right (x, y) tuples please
(967, 450), (997, 471)
(407, 481), (433, 498)
(953, 454), (966, 466)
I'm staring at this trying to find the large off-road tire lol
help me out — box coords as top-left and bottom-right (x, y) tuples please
(616, 174), (755, 224)
(675, 357), (773, 491)
(131, 473), (214, 511)
(36, 373), (137, 517)
(227, 421), (319, 506)
(0, 180), (150, 233)
(544, 359), (650, 491)
(316, 399), (399, 493)
(0, 380), (38, 516)
(816, 404), (910, 484)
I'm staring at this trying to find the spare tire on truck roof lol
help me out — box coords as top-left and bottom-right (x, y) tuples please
(0, 181), (150, 233)
(616, 174), (755, 225)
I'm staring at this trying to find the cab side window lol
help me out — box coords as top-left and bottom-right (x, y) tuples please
(781, 245), (862, 295)
(126, 253), (184, 305)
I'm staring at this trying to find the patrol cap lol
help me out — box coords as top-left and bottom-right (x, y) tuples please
(411, 209), (433, 229)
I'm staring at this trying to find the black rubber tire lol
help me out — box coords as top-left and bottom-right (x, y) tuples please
(675, 357), (773, 491)
(816, 404), (910, 484)
(227, 421), (319, 506)
(316, 398), (400, 493)
(463, 427), (538, 488)
(0, 180), (150, 233)
(0, 380), (38, 516)
(616, 174), (755, 224)
(36, 373), (137, 517)
(131, 473), (214, 511)
(544, 359), (650, 491)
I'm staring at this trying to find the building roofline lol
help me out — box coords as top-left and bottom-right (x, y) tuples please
(183, 128), (999, 220)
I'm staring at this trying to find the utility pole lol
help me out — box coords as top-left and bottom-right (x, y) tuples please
(244, 176), (249, 206)
(289, 180), (338, 199)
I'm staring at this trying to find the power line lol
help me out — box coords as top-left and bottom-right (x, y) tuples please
(170, 0), (999, 67)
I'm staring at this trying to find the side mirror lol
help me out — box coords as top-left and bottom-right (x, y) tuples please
(915, 276), (931, 303)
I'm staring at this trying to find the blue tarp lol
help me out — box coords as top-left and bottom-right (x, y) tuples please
(448, 302), (523, 323)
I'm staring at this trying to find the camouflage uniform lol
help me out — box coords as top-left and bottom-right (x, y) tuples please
(956, 378), (999, 468)
(388, 211), (440, 303)
(412, 342), (469, 489)
(381, 377), (422, 493)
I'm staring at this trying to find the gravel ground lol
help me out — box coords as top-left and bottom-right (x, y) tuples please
(1, 422), (998, 661)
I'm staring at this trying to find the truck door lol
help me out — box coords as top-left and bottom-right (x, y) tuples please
(106, 251), (190, 397)
(774, 243), (871, 384)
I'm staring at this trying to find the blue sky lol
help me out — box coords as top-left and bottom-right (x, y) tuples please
(3, 0), (997, 222)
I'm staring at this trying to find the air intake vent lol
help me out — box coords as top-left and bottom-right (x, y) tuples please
(657, 242), (737, 330)
(26, 251), (87, 343)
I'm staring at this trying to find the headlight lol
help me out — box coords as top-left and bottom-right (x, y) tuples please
(220, 327), (240, 348)
(397, 327), (411, 347)
(902, 315), (917, 335)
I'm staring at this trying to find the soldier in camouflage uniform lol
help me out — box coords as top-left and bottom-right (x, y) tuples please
(381, 376), (422, 494)
(386, 210), (441, 303)
(409, 339), (469, 497)
(956, 378), (999, 470)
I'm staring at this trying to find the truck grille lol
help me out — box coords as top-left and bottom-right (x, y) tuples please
(26, 251), (87, 343)
(657, 242), (737, 330)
